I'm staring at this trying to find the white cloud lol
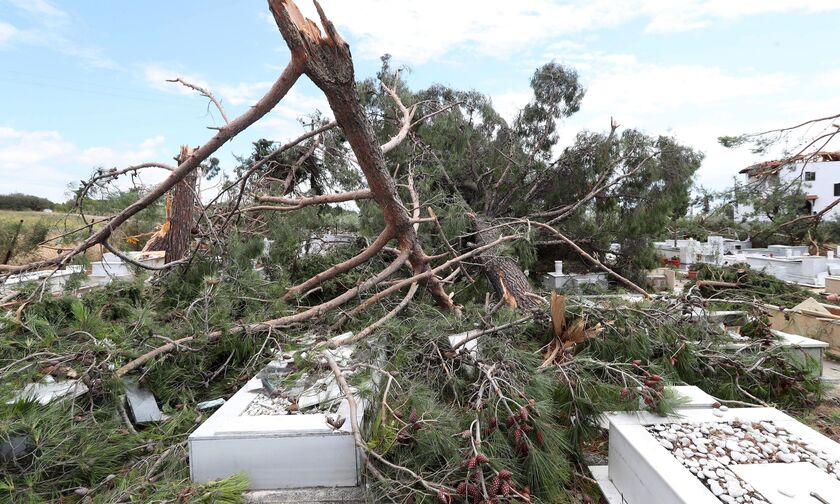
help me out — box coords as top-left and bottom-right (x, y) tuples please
(2, 0), (116, 68)
(6, 0), (68, 22)
(257, 86), (332, 139)
(217, 81), (274, 106)
(0, 127), (170, 201)
(492, 42), (820, 191)
(278, 0), (840, 65)
(142, 67), (276, 109)
(142, 64), (211, 96)
(0, 21), (19, 44)
(641, 0), (840, 33)
(584, 65), (794, 116)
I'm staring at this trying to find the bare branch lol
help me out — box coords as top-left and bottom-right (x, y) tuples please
(166, 77), (230, 124)
(527, 220), (652, 298)
(101, 241), (189, 272)
(249, 188), (372, 212)
(2, 58), (305, 274)
(380, 81), (418, 154)
(341, 234), (520, 324)
(283, 225), (394, 300)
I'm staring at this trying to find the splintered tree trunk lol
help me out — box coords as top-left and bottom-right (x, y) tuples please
(471, 214), (544, 312)
(268, 0), (458, 313)
(143, 145), (197, 262)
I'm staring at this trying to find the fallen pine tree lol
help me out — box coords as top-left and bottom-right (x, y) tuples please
(0, 243), (825, 501)
(0, 1), (830, 502)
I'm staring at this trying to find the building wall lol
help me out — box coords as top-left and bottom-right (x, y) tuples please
(736, 160), (840, 221)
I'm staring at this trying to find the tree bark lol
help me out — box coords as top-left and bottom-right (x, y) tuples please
(268, 0), (459, 313)
(143, 145), (197, 262)
(470, 214), (544, 312)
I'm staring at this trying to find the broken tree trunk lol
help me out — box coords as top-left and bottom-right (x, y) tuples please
(268, 0), (459, 313)
(143, 145), (197, 263)
(470, 214), (544, 312)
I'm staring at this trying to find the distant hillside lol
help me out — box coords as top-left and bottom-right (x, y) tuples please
(0, 193), (55, 211)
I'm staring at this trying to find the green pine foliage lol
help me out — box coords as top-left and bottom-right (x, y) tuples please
(689, 263), (830, 308)
(0, 239), (826, 502)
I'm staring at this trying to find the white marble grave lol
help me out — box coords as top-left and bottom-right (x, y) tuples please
(189, 348), (364, 490)
(592, 407), (840, 504)
(0, 265), (83, 295)
(543, 261), (608, 290)
(89, 251), (164, 279)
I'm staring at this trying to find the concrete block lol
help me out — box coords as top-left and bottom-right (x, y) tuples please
(124, 382), (166, 424)
(0, 266), (83, 295)
(732, 463), (840, 503)
(244, 487), (366, 503)
(826, 276), (840, 295)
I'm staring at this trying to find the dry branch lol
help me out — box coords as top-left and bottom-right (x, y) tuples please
(528, 220), (652, 298)
(251, 188), (373, 211)
(2, 58), (305, 274)
(283, 225), (393, 300)
(166, 77), (230, 125)
(338, 234), (520, 326)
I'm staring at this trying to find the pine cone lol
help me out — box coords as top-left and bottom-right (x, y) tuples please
(408, 408), (418, 424)
(456, 482), (467, 495)
(467, 456), (478, 469)
(489, 476), (501, 495)
(436, 490), (450, 503)
(535, 430), (545, 446)
(501, 482), (511, 496)
(475, 453), (489, 464)
(498, 469), (513, 480)
(466, 484), (480, 501)
(489, 416), (498, 428)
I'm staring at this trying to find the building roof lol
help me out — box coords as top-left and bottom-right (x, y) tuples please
(739, 151), (840, 175)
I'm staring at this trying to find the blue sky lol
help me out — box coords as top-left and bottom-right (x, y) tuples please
(2, 0), (840, 202)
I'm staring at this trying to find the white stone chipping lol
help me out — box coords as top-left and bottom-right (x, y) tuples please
(646, 420), (840, 503)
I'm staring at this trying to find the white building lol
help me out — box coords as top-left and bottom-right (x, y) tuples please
(735, 151), (840, 221)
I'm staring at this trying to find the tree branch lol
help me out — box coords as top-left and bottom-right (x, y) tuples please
(2, 58), (305, 274)
(166, 77), (230, 124)
(380, 80), (417, 155)
(340, 234), (520, 324)
(283, 225), (394, 300)
(527, 220), (651, 298)
(249, 188), (373, 212)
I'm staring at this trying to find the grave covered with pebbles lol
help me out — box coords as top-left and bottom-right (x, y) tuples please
(188, 344), (365, 490)
(241, 344), (356, 417)
(647, 419), (840, 503)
